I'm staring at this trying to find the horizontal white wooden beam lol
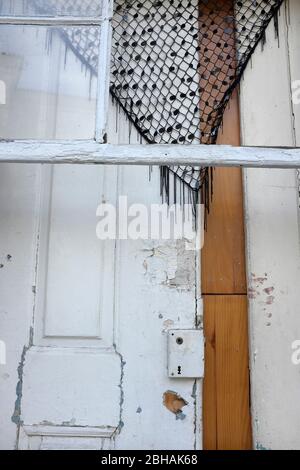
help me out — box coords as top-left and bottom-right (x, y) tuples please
(0, 140), (299, 167)
(0, 16), (106, 25)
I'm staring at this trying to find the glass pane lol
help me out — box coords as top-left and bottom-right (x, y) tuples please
(0, 0), (104, 17)
(0, 24), (100, 139)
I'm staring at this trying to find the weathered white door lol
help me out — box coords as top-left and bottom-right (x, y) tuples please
(0, 2), (202, 450)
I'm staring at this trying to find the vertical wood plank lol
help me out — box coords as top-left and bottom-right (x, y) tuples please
(203, 304), (217, 450)
(214, 295), (252, 450)
(201, 0), (251, 449)
(201, 165), (246, 294)
(202, 94), (252, 449)
(204, 296), (252, 450)
(201, 93), (246, 295)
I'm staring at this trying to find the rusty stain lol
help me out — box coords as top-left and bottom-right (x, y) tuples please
(253, 277), (268, 285)
(248, 287), (260, 299)
(263, 287), (274, 295)
(266, 296), (275, 305)
(163, 319), (174, 330)
(248, 276), (275, 314)
(163, 391), (188, 418)
(248, 292), (257, 299)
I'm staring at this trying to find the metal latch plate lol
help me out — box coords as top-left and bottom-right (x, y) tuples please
(168, 329), (204, 378)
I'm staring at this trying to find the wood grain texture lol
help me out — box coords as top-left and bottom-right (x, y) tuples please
(202, 303), (217, 450)
(203, 296), (252, 450)
(201, 3), (252, 445)
(202, 93), (252, 448)
(201, 91), (247, 295)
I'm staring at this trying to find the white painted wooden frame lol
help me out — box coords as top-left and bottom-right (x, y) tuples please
(0, 16), (108, 25)
(0, 141), (298, 167)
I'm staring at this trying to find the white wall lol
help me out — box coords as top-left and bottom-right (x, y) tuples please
(240, 0), (300, 450)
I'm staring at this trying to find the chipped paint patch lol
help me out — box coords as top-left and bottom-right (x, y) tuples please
(11, 345), (28, 425)
(251, 275), (268, 285)
(263, 287), (274, 295)
(62, 418), (76, 426)
(113, 344), (126, 436)
(163, 390), (188, 420)
(136, 407), (142, 414)
(162, 319), (174, 331)
(248, 275), (275, 326)
(143, 240), (195, 291)
(266, 295), (275, 305)
(248, 287), (259, 299)
(256, 442), (270, 450)
(191, 381), (198, 448)
(175, 412), (186, 420)
(0, 254), (13, 269)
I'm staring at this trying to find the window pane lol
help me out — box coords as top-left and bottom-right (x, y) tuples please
(0, 0), (104, 17)
(0, 25), (100, 139)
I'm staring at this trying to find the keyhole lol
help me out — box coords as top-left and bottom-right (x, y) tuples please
(177, 365), (182, 375)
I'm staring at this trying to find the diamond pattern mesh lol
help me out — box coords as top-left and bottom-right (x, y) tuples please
(29, 0), (284, 208)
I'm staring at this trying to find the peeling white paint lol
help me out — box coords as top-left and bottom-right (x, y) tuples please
(143, 240), (195, 291)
